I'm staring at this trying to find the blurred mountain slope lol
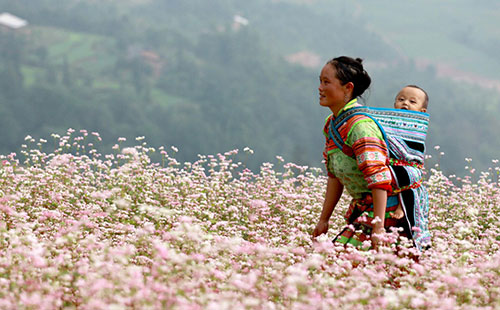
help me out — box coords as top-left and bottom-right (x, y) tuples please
(0, 0), (497, 174)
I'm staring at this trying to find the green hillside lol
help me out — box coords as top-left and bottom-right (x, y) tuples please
(0, 0), (498, 174)
(304, 0), (500, 80)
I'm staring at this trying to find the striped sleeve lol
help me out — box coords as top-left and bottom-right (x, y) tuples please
(323, 114), (336, 178)
(347, 119), (392, 190)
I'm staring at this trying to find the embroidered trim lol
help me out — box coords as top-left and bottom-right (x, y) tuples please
(392, 178), (422, 194)
(388, 158), (424, 169)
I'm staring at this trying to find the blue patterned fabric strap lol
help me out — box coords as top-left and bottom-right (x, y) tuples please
(368, 107), (429, 163)
(328, 117), (345, 151)
(329, 106), (429, 162)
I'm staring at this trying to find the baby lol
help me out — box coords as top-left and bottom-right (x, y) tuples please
(391, 85), (428, 219)
(394, 84), (428, 112)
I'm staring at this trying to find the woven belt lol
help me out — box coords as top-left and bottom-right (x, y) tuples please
(388, 158), (424, 169)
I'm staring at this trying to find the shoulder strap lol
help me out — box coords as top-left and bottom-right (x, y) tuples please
(328, 107), (388, 158)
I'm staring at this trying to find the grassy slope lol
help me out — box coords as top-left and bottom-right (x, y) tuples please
(25, 26), (114, 81)
(300, 0), (500, 80)
(9, 0), (500, 173)
(25, 25), (187, 108)
(355, 0), (500, 80)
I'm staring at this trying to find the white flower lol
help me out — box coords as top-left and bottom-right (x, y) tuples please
(122, 147), (139, 160)
(114, 197), (132, 210)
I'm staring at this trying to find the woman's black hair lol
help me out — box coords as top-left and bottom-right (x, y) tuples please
(327, 56), (371, 99)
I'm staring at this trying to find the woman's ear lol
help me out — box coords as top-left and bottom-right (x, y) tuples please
(344, 82), (354, 91)
(344, 82), (354, 96)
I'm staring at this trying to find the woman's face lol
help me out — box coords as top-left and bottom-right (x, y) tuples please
(318, 64), (348, 111)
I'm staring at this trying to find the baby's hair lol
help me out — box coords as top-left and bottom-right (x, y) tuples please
(327, 56), (371, 99)
(405, 84), (429, 109)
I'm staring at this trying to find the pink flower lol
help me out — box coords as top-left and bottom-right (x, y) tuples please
(410, 297), (425, 308)
(154, 243), (170, 260)
(411, 263), (425, 275)
(0, 204), (14, 215)
(249, 199), (267, 209)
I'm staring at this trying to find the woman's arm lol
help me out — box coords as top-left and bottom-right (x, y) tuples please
(371, 187), (388, 248)
(347, 120), (392, 248)
(312, 176), (344, 238)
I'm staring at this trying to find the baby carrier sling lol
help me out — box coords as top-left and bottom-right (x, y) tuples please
(328, 106), (430, 247)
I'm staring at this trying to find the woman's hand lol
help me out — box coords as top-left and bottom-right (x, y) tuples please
(313, 177), (343, 240)
(371, 188), (388, 250)
(371, 225), (385, 250)
(312, 220), (329, 239)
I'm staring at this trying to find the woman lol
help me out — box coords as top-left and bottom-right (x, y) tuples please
(312, 56), (405, 249)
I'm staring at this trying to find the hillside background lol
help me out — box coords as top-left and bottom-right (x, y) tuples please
(0, 0), (499, 174)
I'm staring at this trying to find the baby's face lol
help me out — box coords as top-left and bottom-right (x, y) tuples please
(394, 87), (427, 112)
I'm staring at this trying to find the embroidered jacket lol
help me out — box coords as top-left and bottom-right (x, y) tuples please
(323, 99), (392, 199)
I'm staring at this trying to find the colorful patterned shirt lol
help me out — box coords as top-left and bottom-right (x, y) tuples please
(323, 99), (392, 199)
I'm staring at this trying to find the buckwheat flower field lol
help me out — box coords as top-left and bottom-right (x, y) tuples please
(0, 129), (499, 310)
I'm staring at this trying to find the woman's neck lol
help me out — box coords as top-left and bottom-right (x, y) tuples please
(330, 98), (358, 116)
(330, 104), (345, 117)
